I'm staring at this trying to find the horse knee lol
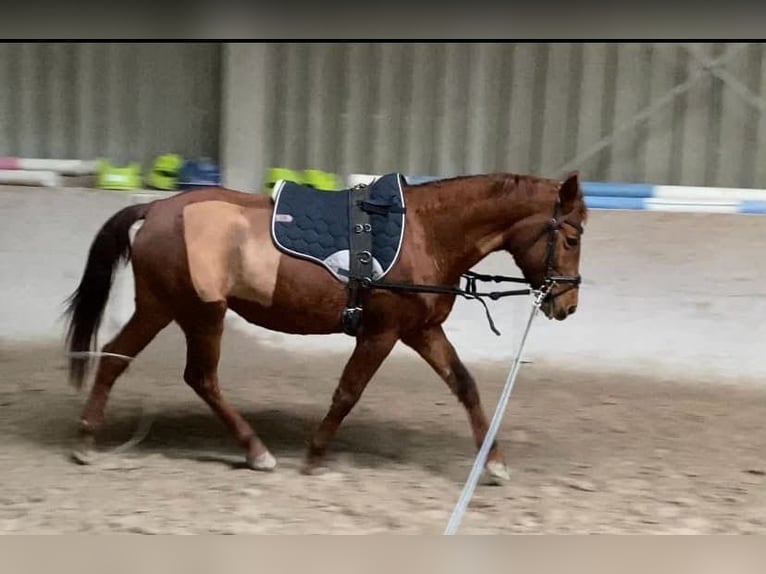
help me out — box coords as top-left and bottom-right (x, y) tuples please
(450, 361), (480, 406)
(456, 380), (480, 407)
(446, 370), (481, 407)
(183, 365), (213, 394)
(332, 387), (358, 411)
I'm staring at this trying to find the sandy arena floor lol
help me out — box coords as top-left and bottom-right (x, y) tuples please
(1, 326), (764, 534)
(2, 191), (765, 534)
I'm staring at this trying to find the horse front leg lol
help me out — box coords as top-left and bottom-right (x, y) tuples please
(302, 330), (399, 475)
(402, 325), (510, 483)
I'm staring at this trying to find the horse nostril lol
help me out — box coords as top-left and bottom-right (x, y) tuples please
(567, 305), (577, 315)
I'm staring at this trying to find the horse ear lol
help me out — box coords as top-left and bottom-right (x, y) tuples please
(558, 171), (581, 210)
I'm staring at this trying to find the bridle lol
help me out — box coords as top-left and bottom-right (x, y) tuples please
(534, 199), (584, 305)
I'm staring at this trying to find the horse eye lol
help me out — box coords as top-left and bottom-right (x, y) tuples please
(565, 236), (579, 247)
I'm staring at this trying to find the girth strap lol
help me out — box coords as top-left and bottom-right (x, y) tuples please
(343, 184), (374, 336)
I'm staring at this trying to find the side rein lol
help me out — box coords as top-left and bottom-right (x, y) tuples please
(343, 193), (583, 337)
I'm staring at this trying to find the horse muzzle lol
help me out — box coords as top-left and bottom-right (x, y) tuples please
(539, 275), (581, 320)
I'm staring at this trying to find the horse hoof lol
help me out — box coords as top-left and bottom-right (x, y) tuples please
(300, 460), (328, 476)
(247, 451), (277, 472)
(485, 460), (511, 484)
(70, 448), (96, 466)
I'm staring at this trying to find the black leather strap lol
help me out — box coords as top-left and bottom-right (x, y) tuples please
(348, 185), (373, 282)
(365, 274), (532, 336)
(342, 184), (374, 336)
(359, 199), (406, 215)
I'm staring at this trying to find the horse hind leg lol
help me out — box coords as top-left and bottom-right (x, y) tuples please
(73, 293), (171, 463)
(179, 300), (275, 471)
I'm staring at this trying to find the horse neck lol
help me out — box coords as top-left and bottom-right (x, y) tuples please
(408, 175), (553, 281)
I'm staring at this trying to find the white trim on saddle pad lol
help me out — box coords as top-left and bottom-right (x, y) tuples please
(270, 174), (407, 284)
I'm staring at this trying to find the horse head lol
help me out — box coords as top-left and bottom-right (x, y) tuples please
(505, 172), (587, 321)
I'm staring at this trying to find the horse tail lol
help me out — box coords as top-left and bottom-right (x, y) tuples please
(63, 202), (151, 389)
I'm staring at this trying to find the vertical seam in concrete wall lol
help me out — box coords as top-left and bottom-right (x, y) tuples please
(0, 42), (221, 165)
(220, 42), (766, 188)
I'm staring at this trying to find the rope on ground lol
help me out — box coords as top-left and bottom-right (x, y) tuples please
(68, 351), (135, 362)
(66, 350), (156, 458)
(443, 291), (545, 535)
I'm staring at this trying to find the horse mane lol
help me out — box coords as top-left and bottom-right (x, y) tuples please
(404, 172), (554, 194)
(403, 172), (589, 222)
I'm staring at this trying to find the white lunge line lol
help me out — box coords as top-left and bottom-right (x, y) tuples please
(68, 351), (135, 362)
(444, 290), (546, 535)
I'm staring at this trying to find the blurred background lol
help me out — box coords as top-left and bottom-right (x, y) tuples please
(1, 42), (765, 191)
(1, 42), (765, 534)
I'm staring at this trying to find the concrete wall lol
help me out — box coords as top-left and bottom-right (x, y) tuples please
(5, 43), (765, 192)
(220, 44), (270, 192)
(4, 43), (765, 192)
(0, 43), (222, 166)
(221, 43), (766, 192)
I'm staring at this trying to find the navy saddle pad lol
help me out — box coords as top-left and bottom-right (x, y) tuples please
(271, 173), (406, 283)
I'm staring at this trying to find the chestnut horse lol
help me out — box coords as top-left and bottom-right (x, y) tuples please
(64, 171), (587, 481)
